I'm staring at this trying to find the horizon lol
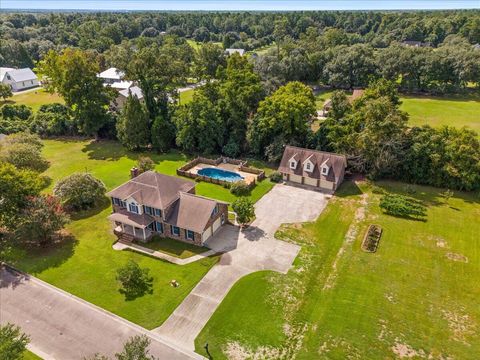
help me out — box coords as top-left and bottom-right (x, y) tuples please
(3, 0), (480, 11)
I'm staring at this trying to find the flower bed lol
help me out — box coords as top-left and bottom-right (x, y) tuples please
(361, 224), (383, 253)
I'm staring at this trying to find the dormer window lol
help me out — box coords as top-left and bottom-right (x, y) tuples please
(322, 166), (329, 175)
(128, 203), (139, 214)
(306, 163), (311, 170)
(290, 161), (297, 169)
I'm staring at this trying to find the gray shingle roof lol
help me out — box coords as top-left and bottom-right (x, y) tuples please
(6, 68), (38, 82)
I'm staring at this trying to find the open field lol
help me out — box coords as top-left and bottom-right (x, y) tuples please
(179, 88), (195, 105)
(4, 139), (274, 329)
(196, 181), (480, 359)
(2, 88), (64, 112)
(400, 94), (480, 134)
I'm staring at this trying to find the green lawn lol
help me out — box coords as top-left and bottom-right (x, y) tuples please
(179, 88), (195, 105)
(400, 94), (480, 134)
(5, 139), (273, 329)
(314, 89), (336, 110)
(137, 236), (209, 259)
(23, 351), (42, 360)
(196, 181), (480, 359)
(186, 39), (223, 51)
(2, 88), (64, 112)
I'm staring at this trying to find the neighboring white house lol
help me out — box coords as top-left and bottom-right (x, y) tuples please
(1, 68), (39, 92)
(98, 67), (125, 85)
(225, 48), (245, 56)
(0, 67), (14, 82)
(113, 86), (144, 110)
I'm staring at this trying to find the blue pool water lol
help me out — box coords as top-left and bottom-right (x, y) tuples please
(198, 167), (244, 182)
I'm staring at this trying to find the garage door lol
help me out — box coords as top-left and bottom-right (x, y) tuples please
(289, 174), (303, 184)
(319, 179), (334, 190)
(202, 226), (213, 242)
(304, 176), (318, 187)
(212, 217), (222, 233)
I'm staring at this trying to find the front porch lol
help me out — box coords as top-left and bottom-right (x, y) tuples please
(113, 223), (153, 242)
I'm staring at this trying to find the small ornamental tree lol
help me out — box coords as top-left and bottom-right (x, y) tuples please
(0, 83), (13, 101)
(232, 197), (255, 226)
(136, 156), (155, 174)
(115, 335), (156, 360)
(116, 260), (153, 300)
(0, 323), (30, 360)
(379, 194), (427, 219)
(16, 195), (70, 247)
(53, 173), (106, 210)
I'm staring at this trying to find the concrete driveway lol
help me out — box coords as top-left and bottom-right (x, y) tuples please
(154, 184), (329, 350)
(0, 267), (203, 360)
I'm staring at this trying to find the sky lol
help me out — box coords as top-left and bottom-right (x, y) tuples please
(2, 0), (480, 11)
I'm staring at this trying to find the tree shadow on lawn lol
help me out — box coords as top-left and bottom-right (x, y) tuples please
(374, 181), (445, 207)
(69, 196), (111, 221)
(335, 180), (363, 198)
(81, 140), (189, 164)
(8, 232), (79, 275)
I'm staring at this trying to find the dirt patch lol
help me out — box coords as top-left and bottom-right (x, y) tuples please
(385, 293), (396, 303)
(441, 309), (476, 344)
(223, 323), (308, 360)
(391, 338), (426, 358)
(445, 252), (468, 263)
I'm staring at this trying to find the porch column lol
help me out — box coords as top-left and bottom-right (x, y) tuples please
(121, 223), (124, 232)
(142, 227), (146, 240)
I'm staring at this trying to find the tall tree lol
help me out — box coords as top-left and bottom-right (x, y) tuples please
(248, 81), (315, 161)
(116, 94), (151, 150)
(38, 48), (111, 137)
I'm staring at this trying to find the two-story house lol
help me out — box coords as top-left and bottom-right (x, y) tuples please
(106, 170), (228, 246)
(278, 146), (347, 192)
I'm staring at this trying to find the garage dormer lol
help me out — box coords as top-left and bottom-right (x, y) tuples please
(289, 154), (298, 169)
(321, 159), (330, 176)
(303, 154), (315, 173)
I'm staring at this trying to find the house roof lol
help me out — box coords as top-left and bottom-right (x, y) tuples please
(5, 68), (37, 82)
(98, 67), (124, 80)
(108, 209), (154, 228)
(225, 48), (245, 56)
(119, 86), (143, 100)
(0, 67), (14, 82)
(106, 171), (195, 210)
(278, 146), (347, 183)
(166, 192), (219, 233)
(110, 81), (133, 90)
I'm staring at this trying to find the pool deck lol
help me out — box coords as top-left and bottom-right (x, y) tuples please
(187, 163), (257, 185)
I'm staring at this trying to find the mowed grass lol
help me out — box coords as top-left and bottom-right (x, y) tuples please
(23, 351), (42, 360)
(2, 88), (64, 112)
(138, 236), (209, 259)
(196, 181), (480, 359)
(5, 139), (273, 329)
(179, 88), (195, 105)
(400, 94), (480, 134)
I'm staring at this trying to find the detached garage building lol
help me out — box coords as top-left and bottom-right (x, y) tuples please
(278, 146), (347, 192)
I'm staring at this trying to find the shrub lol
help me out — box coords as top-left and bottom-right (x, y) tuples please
(0, 104), (32, 121)
(269, 171), (283, 183)
(0, 141), (48, 172)
(30, 103), (76, 136)
(116, 260), (153, 300)
(230, 180), (250, 196)
(0, 83), (12, 101)
(2, 132), (43, 150)
(232, 197), (255, 226)
(0, 323), (30, 359)
(136, 156), (155, 174)
(379, 194), (427, 219)
(53, 173), (106, 210)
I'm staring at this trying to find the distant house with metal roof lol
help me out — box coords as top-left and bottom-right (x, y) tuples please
(1, 68), (39, 92)
(113, 86), (144, 111)
(98, 67), (125, 84)
(225, 48), (246, 56)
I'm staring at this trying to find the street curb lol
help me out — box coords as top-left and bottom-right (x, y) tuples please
(1, 263), (205, 360)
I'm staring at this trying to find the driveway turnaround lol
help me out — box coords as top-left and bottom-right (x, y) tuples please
(0, 266), (204, 360)
(154, 184), (329, 351)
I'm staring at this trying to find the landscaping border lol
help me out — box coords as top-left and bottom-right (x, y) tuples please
(361, 224), (383, 253)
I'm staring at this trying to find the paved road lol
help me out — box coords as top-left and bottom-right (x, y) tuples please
(0, 267), (204, 360)
(153, 184), (329, 350)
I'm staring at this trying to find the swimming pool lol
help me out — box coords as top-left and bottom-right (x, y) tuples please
(198, 167), (244, 182)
